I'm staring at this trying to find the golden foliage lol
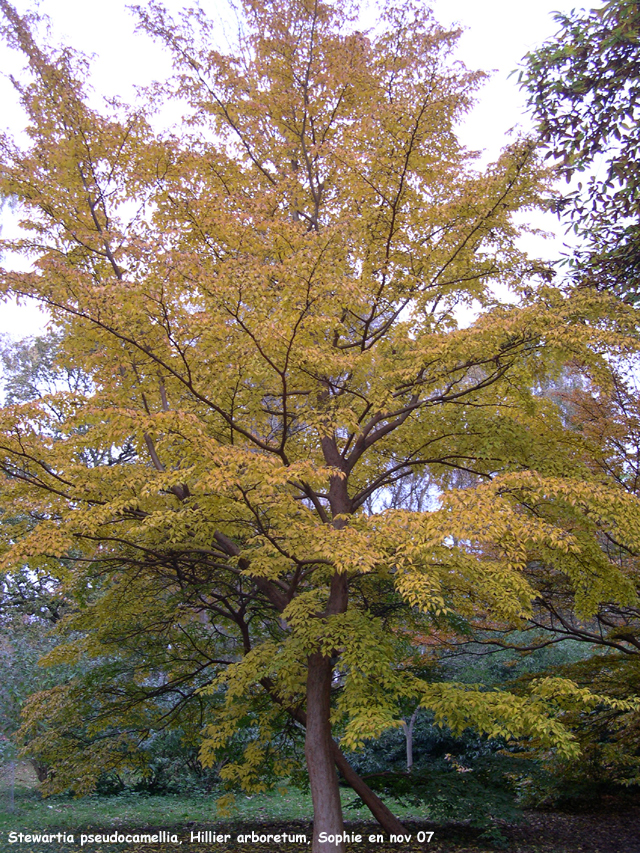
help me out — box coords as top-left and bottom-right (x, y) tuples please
(0, 0), (638, 799)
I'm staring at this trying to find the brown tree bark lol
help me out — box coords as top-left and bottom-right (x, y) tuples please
(306, 652), (346, 853)
(330, 743), (408, 836)
(30, 758), (49, 783)
(263, 676), (409, 839)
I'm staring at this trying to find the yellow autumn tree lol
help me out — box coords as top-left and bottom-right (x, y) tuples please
(1, 0), (639, 848)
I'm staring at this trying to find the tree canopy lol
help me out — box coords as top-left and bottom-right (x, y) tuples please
(520, 0), (640, 300)
(1, 0), (639, 849)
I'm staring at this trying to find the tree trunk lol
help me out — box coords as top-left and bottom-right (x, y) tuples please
(263, 678), (409, 838)
(401, 707), (419, 773)
(30, 758), (48, 783)
(7, 760), (15, 812)
(306, 652), (345, 853)
(331, 743), (408, 836)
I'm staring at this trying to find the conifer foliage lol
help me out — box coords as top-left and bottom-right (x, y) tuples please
(1, 1), (639, 848)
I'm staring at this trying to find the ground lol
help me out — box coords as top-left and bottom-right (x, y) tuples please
(1, 763), (639, 852)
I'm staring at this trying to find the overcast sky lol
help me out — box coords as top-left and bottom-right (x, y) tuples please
(0, 0), (591, 341)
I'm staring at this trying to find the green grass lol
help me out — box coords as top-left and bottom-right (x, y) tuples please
(0, 783), (446, 853)
(0, 783), (433, 832)
(1, 786), (305, 832)
(0, 764), (597, 852)
(0, 761), (433, 833)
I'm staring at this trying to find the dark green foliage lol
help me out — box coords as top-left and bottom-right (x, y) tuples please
(0, 613), (62, 763)
(520, 0), (640, 300)
(525, 654), (640, 804)
(342, 636), (621, 828)
(346, 713), (525, 845)
(134, 730), (218, 794)
(90, 730), (220, 796)
(360, 758), (522, 847)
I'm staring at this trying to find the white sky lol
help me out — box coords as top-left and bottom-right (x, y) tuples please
(0, 0), (591, 341)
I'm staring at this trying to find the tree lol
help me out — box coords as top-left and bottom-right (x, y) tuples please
(1, 332), (90, 406)
(451, 365), (640, 660)
(1, 1), (638, 849)
(519, 0), (640, 300)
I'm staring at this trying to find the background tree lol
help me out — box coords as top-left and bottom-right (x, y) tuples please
(520, 0), (640, 300)
(1, 1), (639, 849)
(503, 6), (640, 783)
(434, 361), (640, 803)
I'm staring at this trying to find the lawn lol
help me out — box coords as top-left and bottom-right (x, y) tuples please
(1, 763), (638, 853)
(0, 762), (423, 830)
(0, 764), (438, 852)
